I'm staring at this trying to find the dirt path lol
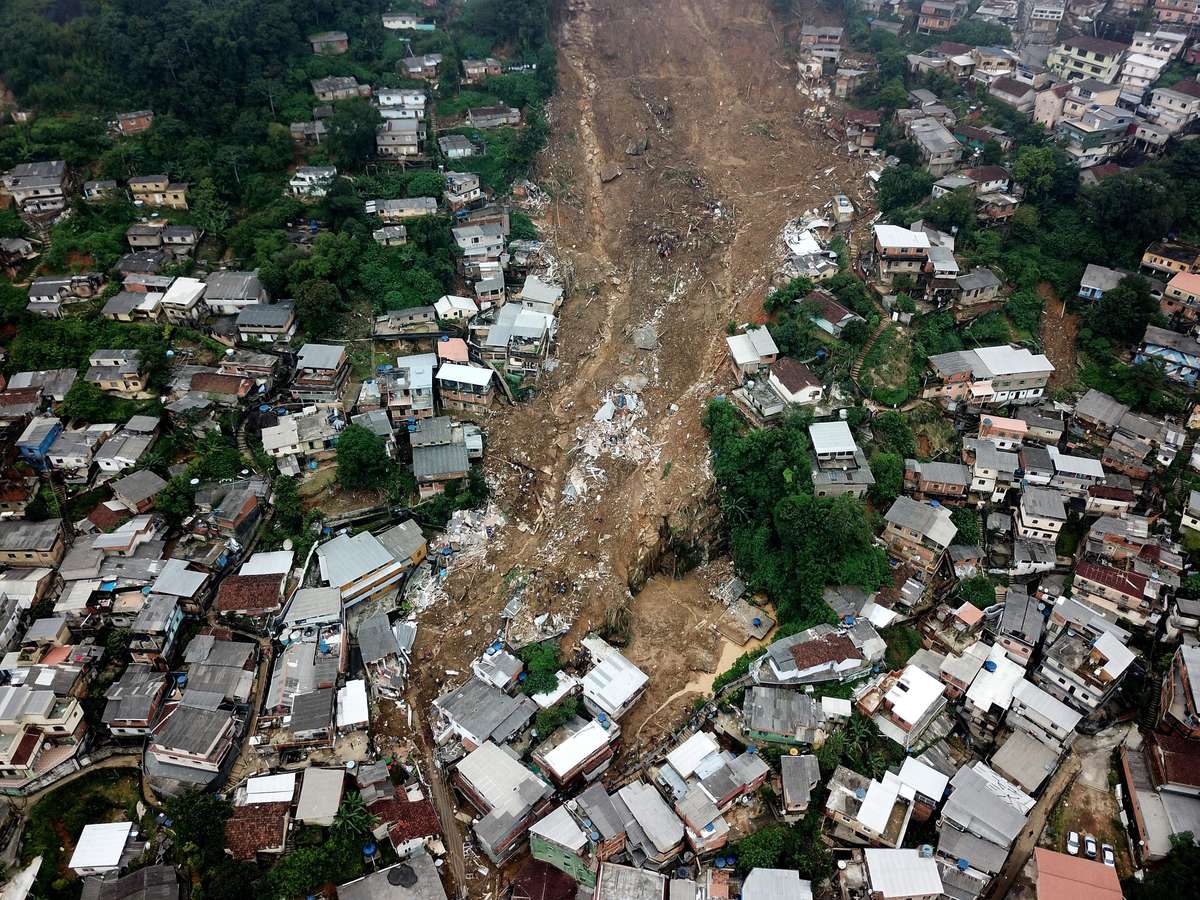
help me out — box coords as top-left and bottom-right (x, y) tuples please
(407, 0), (869, 758)
(1039, 282), (1079, 388)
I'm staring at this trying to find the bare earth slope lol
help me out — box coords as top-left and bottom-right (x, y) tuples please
(410, 0), (868, 748)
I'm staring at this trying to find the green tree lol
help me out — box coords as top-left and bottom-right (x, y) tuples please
(1088, 275), (1157, 346)
(295, 278), (346, 339)
(405, 171), (446, 198)
(735, 824), (787, 870)
(191, 177), (231, 235)
(877, 165), (935, 214)
(959, 575), (997, 609)
(534, 696), (579, 736)
(335, 425), (392, 492)
(869, 452), (903, 504)
(165, 792), (232, 870)
(332, 791), (375, 840)
(1013, 145), (1077, 206)
(327, 97), (383, 170)
(156, 475), (196, 526)
(980, 138), (1005, 165)
(950, 507), (982, 545)
(518, 640), (561, 695)
(873, 411), (916, 457)
(764, 276), (813, 314)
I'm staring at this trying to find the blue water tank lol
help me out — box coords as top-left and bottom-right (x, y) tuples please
(716, 857), (727, 869)
(259, 404), (271, 413)
(362, 843), (376, 857)
(440, 335), (449, 342)
(930, 499), (941, 508)
(752, 617), (762, 627)
(957, 858), (970, 871)
(983, 660), (998, 673)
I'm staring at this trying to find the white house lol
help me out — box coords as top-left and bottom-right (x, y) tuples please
(289, 166), (337, 198)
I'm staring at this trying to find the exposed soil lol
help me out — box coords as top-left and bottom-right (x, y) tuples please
(1039, 282), (1079, 389)
(407, 0), (871, 751)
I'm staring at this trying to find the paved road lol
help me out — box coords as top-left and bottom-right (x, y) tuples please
(424, 751), (467, 900)
(986, 725), (1131, 898)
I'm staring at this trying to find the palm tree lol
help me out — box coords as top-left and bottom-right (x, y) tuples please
(332, 791), (376, 839)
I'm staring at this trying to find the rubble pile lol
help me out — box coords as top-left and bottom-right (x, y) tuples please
(562, 379), (659, 504)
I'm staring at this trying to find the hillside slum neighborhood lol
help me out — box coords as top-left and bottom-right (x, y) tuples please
(5, 1), (1200, 900)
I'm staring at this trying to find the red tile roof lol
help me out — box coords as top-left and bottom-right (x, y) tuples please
(1074, 561), (1148, 597)
(215, 574), (283, 614)
(1063, 35), (1129, 56)
(1173, 79), (1200, 99)
(771, 357), (821, 392)
(1146, 731), (1200, 789)
(224, 802), (290, 860)
(933, 41), (971, 55)
(845, 108), (882, 125)
(790, 633), (862, 670)
(375, 796), (440, 846)
(88, 502), (130, 533)
(190, 372), (252, 397)
(1033, 847), (1122, 900)
(964, 165), (1010, 183)
(511, 859), (579, 900)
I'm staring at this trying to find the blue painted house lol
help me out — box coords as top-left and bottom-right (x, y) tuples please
(16, 416), (62, 469)
(1078, 263), (1124, 302)
(1137, 325), (1200, 385)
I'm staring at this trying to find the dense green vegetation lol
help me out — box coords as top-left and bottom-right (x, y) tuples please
(0, 0), (556, 339)
(705, 400), (889, 628)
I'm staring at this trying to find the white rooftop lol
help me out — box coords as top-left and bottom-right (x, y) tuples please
(809, 420), (857, 455)
(529, 805), (587, 852)
(874, 224), (931, 250)
(436, 362), (493, 386)
(244, 772), (297, 804)
(541, 719), (612, 778)
(885, 664), (945, 725)
(239, 550), (294, 576)
(68, 822), (134, 871)
(966, 643), (1026, 714)
(897, 756), (949, 801)
(666, 731), (720, 779)
(858, 778), (900, 834)
(726, 326), (778, 366)
(1093, 630), (1136, 678)
(973, 344), (1054, 377)
(582, 647), (648, 716)
(1047, 446), (1105, 478)
(865, 848), (944, 899)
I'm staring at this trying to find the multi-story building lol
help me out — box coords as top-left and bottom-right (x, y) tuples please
(1073, 560), (1156, 625)
(918, 0), (966, 32)
(1154, 0), (1200, 29)
(1140, 79), (1200, 134)
(455, 740), (554, 864)
(1047, 36), (1129, 83)
(1055, 105), (1136, 169)
(462, 57), (503, 83)
(882, 497), (957, 574)
(85, 349), (146, 396)
(0, 519), (66, 567)
(809, 421), (875, 499)
(128, 175), (188, 209)
(2, 160), (69, 214)
(924, 345), (1055, 406)
(1160, 644), (1200, 738)
(291, 343), (349, 403)
(908, 117), (963, 176)
(1143, 239), (1200, 279)
(436, 363), (494, 416)
(1035, 629), (1135, 713)
(385, 352), (437, 420)
(1015, 486), (1067, 543)
(0, 685), (87, 787)
(873, 225), (931, 288)
(376, 119), (422, 158)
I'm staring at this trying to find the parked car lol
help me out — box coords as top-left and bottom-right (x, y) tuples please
(1067, 832), (1080, 855)
(1102, 843), (1115, 866)
(1084, 834), (1098, 859)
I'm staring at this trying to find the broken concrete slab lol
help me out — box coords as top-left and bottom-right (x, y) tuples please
(625, 136), (649, 155)
(632, 324), (659, 350)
